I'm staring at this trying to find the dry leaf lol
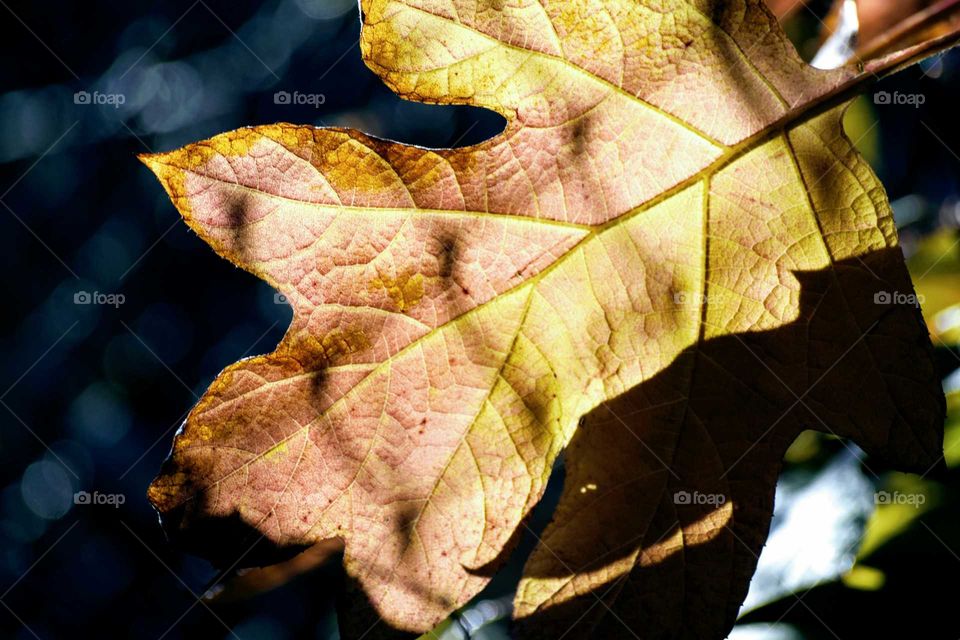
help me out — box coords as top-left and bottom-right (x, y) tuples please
(141, 1), (953, 637)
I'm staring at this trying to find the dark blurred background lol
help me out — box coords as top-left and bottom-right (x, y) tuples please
(2, 1), (960, 638)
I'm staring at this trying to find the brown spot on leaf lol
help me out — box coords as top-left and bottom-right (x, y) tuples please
(368, 271), (425, 313)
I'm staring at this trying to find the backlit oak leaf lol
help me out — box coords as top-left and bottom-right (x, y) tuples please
(141, 1), (954, 637)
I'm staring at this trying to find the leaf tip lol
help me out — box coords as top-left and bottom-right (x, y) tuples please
(137, 150), (180, 176)
(136, 149), (196, 219)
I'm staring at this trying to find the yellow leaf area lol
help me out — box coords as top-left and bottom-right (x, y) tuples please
(141, 1), (945, 638)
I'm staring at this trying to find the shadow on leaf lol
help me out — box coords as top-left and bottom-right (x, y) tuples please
(512, 247), (943, 639)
